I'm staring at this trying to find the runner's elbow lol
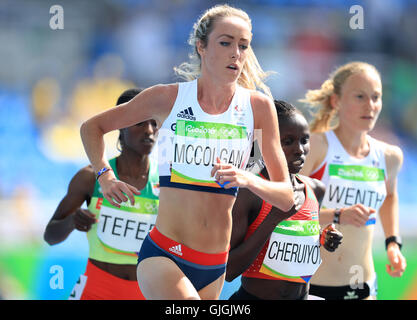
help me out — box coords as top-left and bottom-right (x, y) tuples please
(225, 265), (239, 282)
(225, 271), (238, 282)
(80, 119), (92, 139)
(43, 230), (56, 246)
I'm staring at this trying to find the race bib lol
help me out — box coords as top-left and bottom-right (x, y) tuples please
(322, 164), (386, 226)
(171, 120), (250, 187)
(68, 275), (87, 300)
(261, 220), (321, 282)
(96, 196), (158, 255)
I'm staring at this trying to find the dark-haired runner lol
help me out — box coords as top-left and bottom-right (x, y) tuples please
(227, 100), (342, 300)
(44, 88), (159, 299)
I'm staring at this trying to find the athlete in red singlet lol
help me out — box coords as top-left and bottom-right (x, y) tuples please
(226, 100), (342, 300)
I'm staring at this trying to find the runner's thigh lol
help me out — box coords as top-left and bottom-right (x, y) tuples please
(198, 273), (225, 300)
(137, 256), (200, 300)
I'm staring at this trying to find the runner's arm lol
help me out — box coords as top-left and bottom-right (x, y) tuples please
(379, 144), (406, 277)
(226, 188), (297, 281)
(80, 84), (176, 207)
(43, 166), (95, 245)
(379, 144), (403, 240)
(302, 176), (343, 252)
(226, 188), (259, 281)
(246, 93), (294, 211)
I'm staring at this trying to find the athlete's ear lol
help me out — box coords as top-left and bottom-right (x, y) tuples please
(330, 93), (340, 110)
(196, 39), (205, 57)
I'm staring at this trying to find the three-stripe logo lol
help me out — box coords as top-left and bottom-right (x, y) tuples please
(177, 107), (196, 121)
(169, 244), (183, 256)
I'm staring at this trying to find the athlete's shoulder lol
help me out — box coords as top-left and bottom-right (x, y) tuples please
(73, 165), (95, 181)
(145, 83), (179, 101)
(249, 91), (275, 129)
(67, 165), (96, 196)
(249, 90), (273, 108)
(380, 140), (403, 172)
(370, 138), (403, 192)
(377, 139), (402, 157)
(137, 83), (179, 126)
(369, 136), (403, 164)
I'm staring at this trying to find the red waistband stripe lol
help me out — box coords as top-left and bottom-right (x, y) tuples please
(149, 227), (228, 266)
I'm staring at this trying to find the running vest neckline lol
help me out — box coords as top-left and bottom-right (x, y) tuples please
(87, 157), (159, 265)
(157, 79), (254, 196)
(192, 79), (234, 117)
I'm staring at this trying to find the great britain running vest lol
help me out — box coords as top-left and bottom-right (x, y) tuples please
(86, 157), (159, 264)
(310, 131), (387, 226)
(158, 79), (254, 196)
(243, 174), (321, 283)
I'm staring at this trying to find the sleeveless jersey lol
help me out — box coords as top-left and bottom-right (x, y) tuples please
(86, 157), (159, 265)
(310, 130), (387, 225)
(242, 175), (321, 283)
(157, 79), (254, 196)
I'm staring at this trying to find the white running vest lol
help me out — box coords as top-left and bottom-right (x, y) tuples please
(313, 130), (387, 225)
(157, 79), (254, 196)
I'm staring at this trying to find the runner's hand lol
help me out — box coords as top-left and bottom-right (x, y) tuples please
(73, 208), (97, 232)
(339, 204), (375, 227)
(320, 224), (343, 252)
(386, 243), (406, 277)
(211, 157), (253, 188)
(98, 171), (141, 208)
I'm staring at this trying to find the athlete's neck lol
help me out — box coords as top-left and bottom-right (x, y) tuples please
(333, 126), (370, 159)
(117, 151), (150, 180)
(197, 77), (236, 114)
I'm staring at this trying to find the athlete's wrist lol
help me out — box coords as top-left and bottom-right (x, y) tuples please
(333, 208), (343, 224)
(386, 236), (402, 251)
(96, 166), (113, 180)
(96, 170), (118, 191)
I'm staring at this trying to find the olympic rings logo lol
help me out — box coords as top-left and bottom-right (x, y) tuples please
(220, 127), (240, 138)
(144, 202), (158, 213)
(365, 169), (379, 180)
(307, 223), (320, 234)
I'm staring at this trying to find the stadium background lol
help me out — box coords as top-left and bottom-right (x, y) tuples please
(0, 0), (416, 300)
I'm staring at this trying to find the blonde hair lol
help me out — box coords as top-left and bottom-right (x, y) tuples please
(300, 61), (381, 133)
(174, 4), (273, 98)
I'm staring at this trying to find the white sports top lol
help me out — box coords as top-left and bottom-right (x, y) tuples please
(311, 130), (387, 224)
(309, 131), (388, 287)
(157, 79), (254, 196)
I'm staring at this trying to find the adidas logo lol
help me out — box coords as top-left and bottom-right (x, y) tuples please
(168, 244), (183, 256)
(177, 107), (196, 121)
